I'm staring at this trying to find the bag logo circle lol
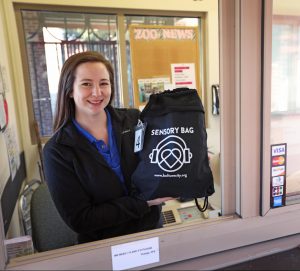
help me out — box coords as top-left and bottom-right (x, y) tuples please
(149, 135), (192, 172)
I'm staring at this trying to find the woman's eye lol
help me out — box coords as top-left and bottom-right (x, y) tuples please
(100, 82), (110, 87)
(82, 82), (92, 87)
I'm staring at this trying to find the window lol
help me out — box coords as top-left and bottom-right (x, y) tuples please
(271, 13), (300, 204)
(20, 10), (203, 138)
(4, 1), (246, 269)
(261, 0), (300, 212)
(17, 5), (224, 243)
(21, 10), (119, 137)
(124, 16), (201, 107)
(272, 16), (300, 113)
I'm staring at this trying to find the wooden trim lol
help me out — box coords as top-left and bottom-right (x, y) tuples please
(239, 0), (262, 218)
(13, 3), (207, 17)
(116, 13), (128, 108)
(273, 14), (300, 24)
(261, 0), (273, 215)
(6, 211), (300, 270)
(13, 6), (38, 145)
(219, 0), (237, 215)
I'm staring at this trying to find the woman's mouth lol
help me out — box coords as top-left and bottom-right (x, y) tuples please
(88, 99), (103, 105)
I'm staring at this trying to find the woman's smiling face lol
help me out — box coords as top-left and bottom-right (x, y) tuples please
(71, 61), (111, 119)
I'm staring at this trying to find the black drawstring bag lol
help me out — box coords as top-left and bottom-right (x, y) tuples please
(131, 88), (214, 211)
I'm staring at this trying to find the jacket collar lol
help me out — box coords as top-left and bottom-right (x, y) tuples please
(56, 105), (124, 152)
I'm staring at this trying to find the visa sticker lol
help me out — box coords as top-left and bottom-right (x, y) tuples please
(272, 145), (286, 156)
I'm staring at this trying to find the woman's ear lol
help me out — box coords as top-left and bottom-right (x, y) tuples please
(69, 92), (73, 98)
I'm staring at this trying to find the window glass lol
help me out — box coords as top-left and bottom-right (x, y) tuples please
(124, 16), (201, 107)
(21, 10), (119, 136)
(17, 8), (222, 252)
(21, 11), (203, 137)
(271, 1), (300, 204)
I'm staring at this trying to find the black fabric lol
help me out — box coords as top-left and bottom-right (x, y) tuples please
(43, 106), (160, 244)
(132, 88), (215, 200)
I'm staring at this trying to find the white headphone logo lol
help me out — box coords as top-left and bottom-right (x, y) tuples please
(149, 135), (192, 172)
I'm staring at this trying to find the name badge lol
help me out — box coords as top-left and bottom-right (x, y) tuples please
(134, 120), (147, 153)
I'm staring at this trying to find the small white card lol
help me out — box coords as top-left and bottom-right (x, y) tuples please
(134, 126), (143, 153)
(134, 120), (146, 153)
(111, 237), (159, 270)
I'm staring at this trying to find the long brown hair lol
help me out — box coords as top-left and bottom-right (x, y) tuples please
(53, 51), (115, 132)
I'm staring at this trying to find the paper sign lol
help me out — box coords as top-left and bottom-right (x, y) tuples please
(137, 77), (170, 103)
(3, 126), (20, 180)
(111, 237), (159, 270)
(171, 63), (196, 89)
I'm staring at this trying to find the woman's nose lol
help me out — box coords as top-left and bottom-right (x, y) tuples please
(92, 85), (102, 96)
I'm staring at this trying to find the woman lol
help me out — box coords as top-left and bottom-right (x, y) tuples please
(43, 51), (172, 244)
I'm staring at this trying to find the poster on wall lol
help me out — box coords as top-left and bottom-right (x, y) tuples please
(270, 143), (287, 208)
(137, 77), (170, 110)
(0, 134), (10, 196)
(0, 65), (7, 94)
(3, 126), (20, 181)
(129, 25), (201, 108)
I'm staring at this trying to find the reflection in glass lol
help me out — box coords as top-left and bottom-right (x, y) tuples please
(272, 1), (300, 203)
(21, 11), (119, 137)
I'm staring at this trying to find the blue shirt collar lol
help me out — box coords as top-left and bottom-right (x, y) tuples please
(72, 109), (113, 147)
(72, 110), (126, 193)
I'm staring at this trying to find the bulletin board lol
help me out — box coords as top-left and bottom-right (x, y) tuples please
(129, 25), (201, 109)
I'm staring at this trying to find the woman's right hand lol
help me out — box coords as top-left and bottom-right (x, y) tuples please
(147, 197), (175, 206)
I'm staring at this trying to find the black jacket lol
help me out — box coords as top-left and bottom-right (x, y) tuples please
(43, 106), (160, 244)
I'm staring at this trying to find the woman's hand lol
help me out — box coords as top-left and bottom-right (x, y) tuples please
(147, 197), (175, 206)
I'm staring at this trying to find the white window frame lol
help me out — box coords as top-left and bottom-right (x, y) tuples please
(2, 0), (300, 270)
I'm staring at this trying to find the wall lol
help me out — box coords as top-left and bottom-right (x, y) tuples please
(273, 0), (300, 15)
(0, 0), (26, 238)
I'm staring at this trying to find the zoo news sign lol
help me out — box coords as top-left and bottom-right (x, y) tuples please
(133, 27), (196, 41)
(129, 25), (200, 108)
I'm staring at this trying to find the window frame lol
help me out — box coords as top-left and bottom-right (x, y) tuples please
(1, 1), (237, 269)
(2, 0), (235, 268)
(1, 0), (284, 269)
